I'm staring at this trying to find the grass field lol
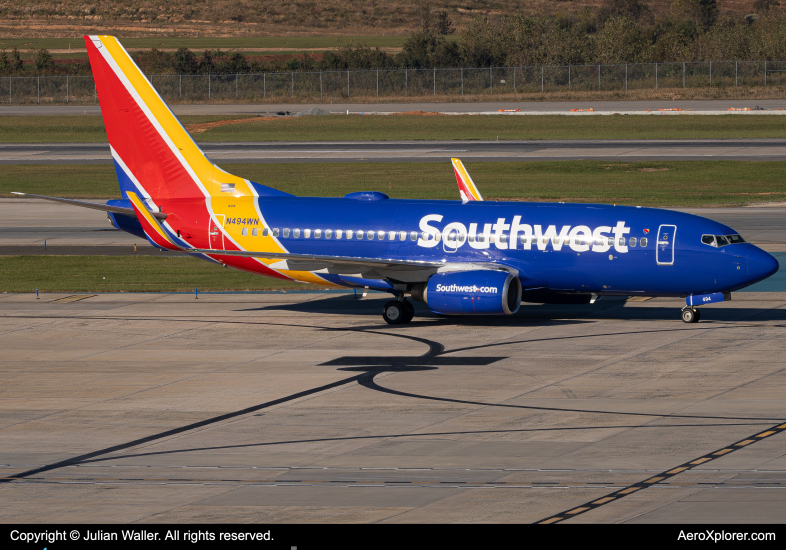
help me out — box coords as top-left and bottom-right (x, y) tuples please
(3, 161), (786, 207)
(0, 255), (313, 293)
(1, 36), (410, 52)
(4, 114), (786, 143)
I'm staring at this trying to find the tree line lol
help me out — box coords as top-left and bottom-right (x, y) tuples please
(3, 0), (786, 77)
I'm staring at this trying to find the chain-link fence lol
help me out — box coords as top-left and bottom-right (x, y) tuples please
(2, 61), (783, 105)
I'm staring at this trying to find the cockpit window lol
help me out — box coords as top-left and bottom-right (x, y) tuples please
(702, 234), (745, 247)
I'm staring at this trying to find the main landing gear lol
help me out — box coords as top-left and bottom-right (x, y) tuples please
(681, 307), (702, 323)
(383, 299), (415, 325)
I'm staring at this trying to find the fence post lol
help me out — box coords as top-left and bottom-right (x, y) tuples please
(709, 61), (712, 86)
(236, 73), (239, 99)
(208, 74), (211, 99)
(569, 64), (571, 90)
(291, 71), (294, 97)
(8, 76), (10, 105)
(461, 68), (463, 96)
(263, 72), (266, 98)
(179, 74), (182, 98)
(347, 70), (350, 97)
(735, 60), (738, 87)
(598, 64), (601, 90)
(625, 64), (628, 91)
(320, 71), (323, 98)
(682, 62), (685, 88)
(37, 76), (40, 104)
(66, 75), (69, 103)
(765, 60), (767, 86)
(655, 62), (658, 89)
(513, 66), (516, 94)
(433, 67), (436, 95)
(489, 67), (492, 94)
(541, 66), (544, 92)
(376, 69), (379, 98)
(405, 69), (408, 97)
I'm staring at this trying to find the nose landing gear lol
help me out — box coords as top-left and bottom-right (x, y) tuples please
(681, 307), (701, 323)
(383, 299), (415, 325)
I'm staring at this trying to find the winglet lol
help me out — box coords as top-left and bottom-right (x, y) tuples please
(126, 192), (181, 250)
(451, 158), (483, 202)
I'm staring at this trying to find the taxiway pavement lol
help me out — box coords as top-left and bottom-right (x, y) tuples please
(3, 139), (786, 164)
(2, 100), (786, 116)
(1, 291), (786, 523)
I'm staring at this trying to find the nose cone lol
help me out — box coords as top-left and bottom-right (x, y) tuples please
(747, 246), (779, 284)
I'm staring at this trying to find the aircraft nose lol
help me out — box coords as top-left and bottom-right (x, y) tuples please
(747, 247), (779, 283)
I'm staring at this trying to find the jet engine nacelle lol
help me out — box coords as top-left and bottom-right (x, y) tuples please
(411, 270), (522, 316)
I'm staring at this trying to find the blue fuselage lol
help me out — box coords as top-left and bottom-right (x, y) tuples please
(258, 196), (778, 297)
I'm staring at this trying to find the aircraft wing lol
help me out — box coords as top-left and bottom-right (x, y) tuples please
(452, 158), (483, 202)
(11, 192), (168, 219)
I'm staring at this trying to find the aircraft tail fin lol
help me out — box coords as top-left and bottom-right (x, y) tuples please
(451, 158), (483, 202)
(84, 35), (252, 202)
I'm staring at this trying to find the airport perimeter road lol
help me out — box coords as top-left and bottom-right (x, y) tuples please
(2, 199), (785, 255)
(3, 139), (786, 164)
(1, 291), (786, 523)
(2, 99), (786, 116)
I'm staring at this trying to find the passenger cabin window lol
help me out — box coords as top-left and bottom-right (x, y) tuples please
(458, 233), (466, 243)
(367, 230), (375, 240)
(272, 228), (279, 237)
(478, 235), (485, 243)
(377, 230), (385, 240)
(469, 234), (475, 243)
(410, 231), (418, 241)
(641, 237), (648, 247)
(304, 229), (311, 238)
(388, 231), (395, 241)
(499, 234), (507, 244)
(262, 228), (268, 237)
(325, 229), (332, 239)
(399, 231), (406, 241)
(346, 230), (354, 239)
(629, 237), (637, 247)
(242, 227), (248, 236)
(252, 228), (258, 237)
(314, 229), (322, 239)
(421, 231), (429, 241)
(283, 228), (290, 238)
(292, 228), (301, 238)
(618, 238), (625, 246)
(336, 230), (343, 239)
(520, 236), (528, 245)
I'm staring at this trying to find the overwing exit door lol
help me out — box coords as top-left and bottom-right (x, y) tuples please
(656, 224), (676, 265)
(209, 215), (225, 250)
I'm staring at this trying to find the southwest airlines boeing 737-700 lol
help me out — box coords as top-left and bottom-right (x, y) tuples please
(14, 36), (779, 324)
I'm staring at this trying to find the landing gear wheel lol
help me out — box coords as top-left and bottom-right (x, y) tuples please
(402, 300), (415, 324)
(681, 308), (699, 323)
(383, 301), (406, 325)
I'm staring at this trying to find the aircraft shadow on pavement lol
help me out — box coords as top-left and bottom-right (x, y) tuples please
(239, 294), (786, 324)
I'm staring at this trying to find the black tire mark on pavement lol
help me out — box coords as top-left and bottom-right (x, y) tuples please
(536, 420), (786, 524)
(359, 374), (782, 422)
(67, 421), (771, 466)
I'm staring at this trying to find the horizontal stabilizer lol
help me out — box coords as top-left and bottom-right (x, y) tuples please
(11, 192), (167, 219)
(126, 192), (180, 251)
